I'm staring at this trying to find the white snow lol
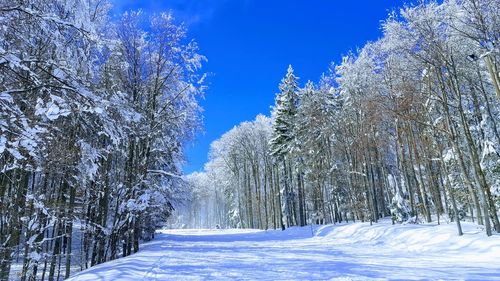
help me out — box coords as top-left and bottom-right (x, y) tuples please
(67, 220), (500, 281)
(0, 91), (13, 103)
(34, 96), (71, 121)
(443, 148), (455, 163)
(0, 135), (6, 154)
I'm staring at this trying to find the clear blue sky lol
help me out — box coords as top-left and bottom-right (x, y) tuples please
(111, 0), (404, 174)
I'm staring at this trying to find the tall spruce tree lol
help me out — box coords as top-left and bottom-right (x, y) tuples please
(270, 65), (299, 158)
(270, 65), (300, 228)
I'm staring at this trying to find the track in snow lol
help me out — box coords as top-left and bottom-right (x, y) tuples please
(68, 221), (500, 281)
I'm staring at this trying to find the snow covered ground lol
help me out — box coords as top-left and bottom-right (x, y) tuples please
(68, 220), (500, 281)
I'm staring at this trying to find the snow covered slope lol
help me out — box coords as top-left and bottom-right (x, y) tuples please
(68, 221), (500, 280)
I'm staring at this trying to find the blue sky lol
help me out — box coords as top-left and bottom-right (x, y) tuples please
(111, 0), (403, 174)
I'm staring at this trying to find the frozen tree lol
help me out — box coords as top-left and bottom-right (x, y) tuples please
(180, 0), (500, 239)
(0, 1), (205, 279)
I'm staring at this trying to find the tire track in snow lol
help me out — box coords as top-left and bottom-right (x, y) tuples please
(142, 240), (171, 281)
(142, 255), (169, 281)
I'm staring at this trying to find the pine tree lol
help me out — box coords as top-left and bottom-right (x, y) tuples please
(270, 65), (300, 158)
(270, 65), (300, 228)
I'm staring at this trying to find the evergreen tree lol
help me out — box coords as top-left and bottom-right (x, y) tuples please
(270, 65), (300, 158)
(270, 65), (300, 228)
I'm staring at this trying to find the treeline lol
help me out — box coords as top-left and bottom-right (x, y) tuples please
(185, 0), (500, 237)
(0, 0), (204, 280)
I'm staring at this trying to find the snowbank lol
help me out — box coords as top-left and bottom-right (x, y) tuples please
(316, 220), (499, 257)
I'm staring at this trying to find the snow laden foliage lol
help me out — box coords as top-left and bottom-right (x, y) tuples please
(179, 0), (500, 240)
(0, 1), (204, 280)
(179, 115), (274, 229)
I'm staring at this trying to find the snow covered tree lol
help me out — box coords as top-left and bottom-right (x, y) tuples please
(270, 65), (302, 228)
(0, 1), (205, 279)
(179, 0), (500, 238)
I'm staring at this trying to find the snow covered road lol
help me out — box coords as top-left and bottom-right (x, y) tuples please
(68, 221), (500, 281)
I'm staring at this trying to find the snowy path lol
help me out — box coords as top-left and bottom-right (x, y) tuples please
(68, 221), (500, 281)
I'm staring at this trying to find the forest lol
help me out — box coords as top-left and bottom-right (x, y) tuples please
(0, 0), (204, 280)
(1, 0), (500, 280)
(181, 0), (500, 238)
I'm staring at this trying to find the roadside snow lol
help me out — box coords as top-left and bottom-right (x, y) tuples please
(68, 220), (500, 281)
